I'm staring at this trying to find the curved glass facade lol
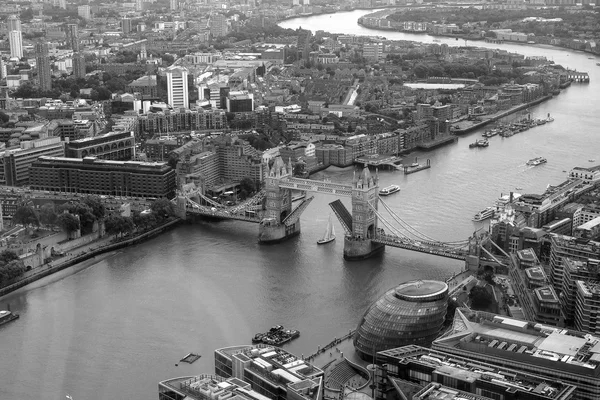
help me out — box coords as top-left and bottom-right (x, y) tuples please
(353, 280), (448, 361)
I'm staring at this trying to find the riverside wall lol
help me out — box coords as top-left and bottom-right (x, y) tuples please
(0, 219), (181, 298)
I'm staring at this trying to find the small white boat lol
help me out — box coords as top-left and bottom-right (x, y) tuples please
(379, 185), (400, 196)
(317, 215), (336, 245)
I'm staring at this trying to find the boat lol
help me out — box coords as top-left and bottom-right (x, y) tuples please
(379, 184), (400, 196)
(252, 325), (300, 346)
(471, 139), (489, 148)
(526, 157), (547, 166)
(0, 310), (19, 327)
(473, 207), (495, 222)
(590, 159), (596, 163)
(410, 162), (420, 167)
(317, 215), (336, 245)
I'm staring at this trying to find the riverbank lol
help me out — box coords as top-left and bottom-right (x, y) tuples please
(0, 218), (182, 298)
(452, 94), (554, 135)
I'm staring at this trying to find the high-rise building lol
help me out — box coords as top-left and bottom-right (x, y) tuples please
(166, 66), (189, 109)
(170, 0), (178, 11)
(67, 24), (79, 52)
(209, 14), (228, 38)
(0, 58), (6, 79)
(296, 29), (312, 60)
(135, 0), (143, 11)
(8, 30), (23, 59)
(72, 53), (86, 78)
(7, 15), (21, 32)
(0, 137), (65, 186)
(77, 5), (91, 20)
(35, 42), (52, 91)
(122, 18), (132, 34)
(56, 0), (67, 9)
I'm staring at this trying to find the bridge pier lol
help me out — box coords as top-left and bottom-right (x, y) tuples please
(344, 237), (385, 261)
(258, 220), (301, 244)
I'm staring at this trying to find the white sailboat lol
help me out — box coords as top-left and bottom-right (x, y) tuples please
(317, 215), (336, 245)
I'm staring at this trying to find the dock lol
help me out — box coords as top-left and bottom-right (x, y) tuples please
(180, 353), (201, 364)
(403, 158), (431, 175)
(416, 135), (457, 150)
(355, 154), (403, 170)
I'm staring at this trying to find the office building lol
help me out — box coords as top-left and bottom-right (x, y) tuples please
(432, 308), (600, 400)
(29, 156), (176, 199)
(375, 345), (576, 400)
(362, 42), (383, 61)
(0, 58), (6, 79)
(35, 42), (52, 91)
(135, 0), (143, 11)
(354, 280), (448, 361)
(78, 5), (91, 20)
(226, 91), (254, 113)
(166, 66), (189, 109)
(509, 248), (565, 327)
(562, 258), (600, 326)
(122, 18), (133, 34)
(210, 14), (228, 38)
(127, 75), (159, 98)
(137, 108), (226, 134)
(0, 137), (65, 186)
(65, 131), (135, 161)
(8, 30), (23, 59)
(214, 344), (324, 400)
(575, 281), (600, 334)
(296, 29), (312, 60)
(67, 24), (79, 52)
(145, 136), (186, 161)
(170, 0), (178, 11)
(549, 234), (600, 292)
(72, 52), (86, 79)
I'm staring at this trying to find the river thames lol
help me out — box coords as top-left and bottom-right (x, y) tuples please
(1, 9), (600, 400)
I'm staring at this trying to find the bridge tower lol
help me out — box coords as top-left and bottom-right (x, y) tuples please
(258, 157), (299, 243)
(344, 166), (385, 260)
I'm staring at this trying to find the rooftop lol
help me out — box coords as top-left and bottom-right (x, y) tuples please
(434, 309), (600, 373)
(534, 286), (559, 303)
(394, 280), (448, 300)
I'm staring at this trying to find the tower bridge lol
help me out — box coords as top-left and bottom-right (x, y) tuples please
(176, 156), (485, 265)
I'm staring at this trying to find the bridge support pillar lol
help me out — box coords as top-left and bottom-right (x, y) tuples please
(258, 220), (301, 244)
(343, 237), (385, 261)
(175, 196), (187, 220)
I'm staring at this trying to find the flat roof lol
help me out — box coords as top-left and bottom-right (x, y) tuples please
(394, 280), (448, 300)
(538, 332), (586, 357)
(534, 287), (559, 303)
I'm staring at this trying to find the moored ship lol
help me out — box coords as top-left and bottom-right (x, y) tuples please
(527, 157), (547, 166)
(473, 207), (495, 222)
(379, 185), (400, 196)
(0, 310), (19, 327)
(252, 325), (300, 346)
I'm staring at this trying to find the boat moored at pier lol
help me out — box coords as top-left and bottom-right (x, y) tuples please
(252, 325), (300, 346)
(473, 207), (495, 222)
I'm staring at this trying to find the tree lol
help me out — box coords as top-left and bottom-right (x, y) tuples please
(13, 205), (40, 227)
(0, 250), (19, 264)
(105, 215), (135, 237)
(133, 211), (157, 230)
(82, 196), (106, 220)
(469, 286), (494, 311)
(150, 199), (174, 220)
(57, 213), (80, 235)
(0, 111), (9, 124)
(39, 203), (58, 226)
(0, 260), (26, 284)
(59, 202), (95, 233)
(239, 177), (256, 200)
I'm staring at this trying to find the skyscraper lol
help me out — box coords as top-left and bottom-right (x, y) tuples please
(209, 14), (228, 38)
(170, 0), (178, 11)
(8, 15), (22, 60)
(66, 24), (79, 52)
(166, 66), (189, 109)
(7, 15), (21, 32)
(135, 0), (143, 11)
(8, 31), (23, 59)
(35, 42), (52, 91)
(77, 5), (91, 20)
(73, 53), (86, 79)
(122, 18), (132, 34)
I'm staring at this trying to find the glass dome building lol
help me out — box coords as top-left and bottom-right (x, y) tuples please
(353, 280), (449, 361)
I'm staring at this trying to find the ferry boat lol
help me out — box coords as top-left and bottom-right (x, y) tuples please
(379, 185), (400, 196)
(473, 207), (495, 222)
(317, 215), (336, 245)
(470, 139), (489, 148)
(252, 325), (300, 346)
(0, 310), (19, 327)
(526, 157), (547, 166)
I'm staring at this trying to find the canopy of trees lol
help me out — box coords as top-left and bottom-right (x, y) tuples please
(469, 286), (495, 311)
(0, 250), (25, 285)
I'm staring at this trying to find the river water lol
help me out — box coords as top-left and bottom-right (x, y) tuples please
(1, 10), (599, 400)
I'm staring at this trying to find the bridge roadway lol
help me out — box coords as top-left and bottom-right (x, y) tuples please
(372, 233), (468, 261)
(185, 203), (263, 223)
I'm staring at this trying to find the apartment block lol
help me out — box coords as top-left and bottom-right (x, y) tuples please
(0, 137), (65, 186)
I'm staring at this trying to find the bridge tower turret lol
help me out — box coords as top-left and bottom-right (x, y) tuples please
(258, 156), (300, 243)
(343, 166), (385, 260)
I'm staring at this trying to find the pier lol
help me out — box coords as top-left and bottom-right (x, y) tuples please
(354, 154), (403, 170)
(403, 158), (431, 175)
